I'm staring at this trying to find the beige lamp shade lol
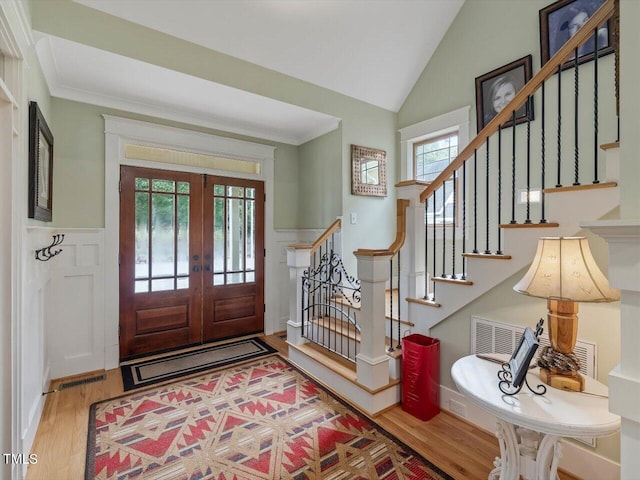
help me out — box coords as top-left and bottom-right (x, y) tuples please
(514, 237), (620, 302)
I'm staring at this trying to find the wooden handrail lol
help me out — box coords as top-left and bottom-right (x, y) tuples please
(354, 199), (410, 256)
(420, 0), (616, 203)
(311, 218), (342, 254)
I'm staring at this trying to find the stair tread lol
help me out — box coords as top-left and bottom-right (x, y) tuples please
(462, 253), (512, 260)
(600, 141), (619, 150)
(543, 181), (617, 194)
(432, 276), (473, 286)
(407, 297), (441, 308)
(500, 222), (559, 229)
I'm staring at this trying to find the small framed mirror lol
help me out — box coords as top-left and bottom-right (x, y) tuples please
(351, 145), (387, 197)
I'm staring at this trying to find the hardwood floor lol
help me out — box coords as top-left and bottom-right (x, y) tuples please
(26, 334), (577, 479)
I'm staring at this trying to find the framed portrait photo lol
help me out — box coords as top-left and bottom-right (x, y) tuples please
(28, 101), (54, 222)
(508, 327), (540, 389)
(475, 55), (534, 133)
(540, 0), (615, 69)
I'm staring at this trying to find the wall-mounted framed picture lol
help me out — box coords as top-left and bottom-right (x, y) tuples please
(475, 55), (534, 132)
(351, 145), (387, 197)
(539, 0), (614, 70)
(28, 101), (54, 222)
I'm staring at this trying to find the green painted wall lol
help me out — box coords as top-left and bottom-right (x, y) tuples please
(298, 128), (342, 229)
(50, 98), (301, 229)
(34, 0), (398, 260)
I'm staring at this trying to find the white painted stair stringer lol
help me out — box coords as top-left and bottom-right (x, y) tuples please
(408, 184), (620, 334)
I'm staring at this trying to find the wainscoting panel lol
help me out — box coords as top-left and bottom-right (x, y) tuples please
(48, 229), (105, 378)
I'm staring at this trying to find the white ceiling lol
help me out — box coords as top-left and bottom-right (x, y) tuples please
(36, 0), (464, 145)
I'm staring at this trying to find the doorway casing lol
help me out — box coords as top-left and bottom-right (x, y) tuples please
(104, 116), (276, 370)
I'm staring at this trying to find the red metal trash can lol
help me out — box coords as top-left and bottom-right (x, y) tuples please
(401, 334), (440, 421)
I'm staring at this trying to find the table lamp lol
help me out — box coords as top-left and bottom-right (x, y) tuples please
(513, 237), (619, 391)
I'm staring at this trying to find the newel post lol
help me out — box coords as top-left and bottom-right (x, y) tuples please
(396, 181), (429, 320)
(286, 245), (312, 346)
(354, 249), (393, 390)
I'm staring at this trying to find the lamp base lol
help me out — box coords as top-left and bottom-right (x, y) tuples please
(540, 368), (585, 392)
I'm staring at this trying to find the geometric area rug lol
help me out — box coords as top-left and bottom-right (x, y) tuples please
(87, 355), (453, 479)
(120, 337), (276, 391)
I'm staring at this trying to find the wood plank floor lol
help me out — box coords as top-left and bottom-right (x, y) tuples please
(26, 334), (577, 479)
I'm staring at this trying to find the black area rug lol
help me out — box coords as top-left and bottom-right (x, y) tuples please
(120, 336), (276, 391)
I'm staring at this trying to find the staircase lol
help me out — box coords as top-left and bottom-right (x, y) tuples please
(286, 0), (620, 417)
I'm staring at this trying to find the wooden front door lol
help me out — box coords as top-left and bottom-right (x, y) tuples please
(119, 166), (264, 359)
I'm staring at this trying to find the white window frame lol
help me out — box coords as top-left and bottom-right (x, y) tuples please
(398, 106), (470, 182)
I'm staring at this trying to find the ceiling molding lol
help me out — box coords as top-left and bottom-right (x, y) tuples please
(35, 33), (341, 146)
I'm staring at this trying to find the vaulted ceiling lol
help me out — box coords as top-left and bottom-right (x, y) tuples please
(35, 0), (465, 145)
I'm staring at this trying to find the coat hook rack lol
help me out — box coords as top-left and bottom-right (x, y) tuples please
(35, 234), (65, 261)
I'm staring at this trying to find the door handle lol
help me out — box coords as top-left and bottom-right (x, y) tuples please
(193, 265), (201, 272)
(204, 265), (211, 271)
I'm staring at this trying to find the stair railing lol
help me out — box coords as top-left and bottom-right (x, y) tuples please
(355, 198), (410, 359)
(417, 0), (618, 303)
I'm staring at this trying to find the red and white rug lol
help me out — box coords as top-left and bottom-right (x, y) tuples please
(86, 355), (452, 479)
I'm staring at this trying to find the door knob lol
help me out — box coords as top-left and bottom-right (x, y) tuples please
(193, 265), (201, 272)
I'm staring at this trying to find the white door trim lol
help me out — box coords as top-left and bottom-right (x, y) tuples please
(103, 115), (276, 369)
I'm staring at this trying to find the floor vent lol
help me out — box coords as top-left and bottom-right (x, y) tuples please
(471, 316), (597, 447)
(44, 374), (107, 395)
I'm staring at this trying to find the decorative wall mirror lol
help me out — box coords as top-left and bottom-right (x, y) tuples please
(351, 144), (387, 197)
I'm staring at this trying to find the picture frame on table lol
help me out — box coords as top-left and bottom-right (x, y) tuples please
(508, 327), (540, 389)
(539, 0), (615, 70)
(475, 55), (534, 132)
(28, 101), (54, 222)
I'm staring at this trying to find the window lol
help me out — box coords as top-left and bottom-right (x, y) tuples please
(398, 106), (469, 227)
(415, 132), (458, 225)
(414, 132), (458, 182)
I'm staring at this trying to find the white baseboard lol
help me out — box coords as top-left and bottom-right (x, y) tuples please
(440, 385), (620, 480)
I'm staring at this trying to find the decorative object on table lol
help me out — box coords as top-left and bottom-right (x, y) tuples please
(34, 234), (64, 261)
(497, 319), (547, 396)
(474, 55), (534, 132)
(351, 144), (387, 197)
(514, 236), (620, 391)
(28, 101), (54, 222)
(539, 0), (615, 70)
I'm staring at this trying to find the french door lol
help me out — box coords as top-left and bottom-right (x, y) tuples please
(119, 166), (264, 359)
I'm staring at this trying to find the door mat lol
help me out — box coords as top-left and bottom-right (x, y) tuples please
(120, 337), (276, 391)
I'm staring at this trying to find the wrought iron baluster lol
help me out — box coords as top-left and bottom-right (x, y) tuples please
(396, 250), (401, 349)
(557, 65), (563, 187)
(525, 117), (532, 224)
(497, 126), (503, 254)
(541, 82), (548, 223)
(462, 162), (467, 280)
(451, 169), (457, 278)
(432, 192), (437, 299)
(442, 180), (447, 276)
(510, 110), (517, 224)
(593, 27), (600, 184)
(424, 200), (429, 300)
(485, 139), (491, 253)
(573, 47), (580, 186)
(473, 149), (478, 253)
